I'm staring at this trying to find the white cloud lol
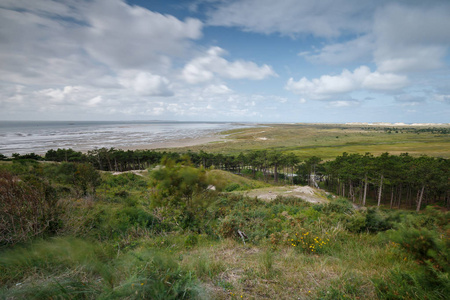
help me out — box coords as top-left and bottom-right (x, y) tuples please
(373, 3), (450, 72)
(304, 35), (374, 65)
(0, 0), (203, 87)
(295, 2), (450, 74)
(286, 66), (408, 100)
(328, 100), (361, 108)
(81, 0), (203, 70)
(362, 72), (409, 90)
(0, 0), (82, 19)
(182, 47), (276, 83)
(87, 96), (103, 107)
(207, 0), (374, 38)
(433, 94), (450, 104)
(394, 94), (426, 106)
(203, 84), (233, 95)
(33, 86), (105, 108)
(118, 71), (173, 96)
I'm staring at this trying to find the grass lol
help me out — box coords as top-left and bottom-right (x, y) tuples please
(1, 188), (448, 299)
(169, 124), (450, 159)
(206, 169), (271, 191)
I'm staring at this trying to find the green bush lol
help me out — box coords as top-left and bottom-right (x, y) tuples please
(115, 206), (162, 233)
(224, 182), (241, 192)
(0, 171), (63, 246)
(345, 213), (367, 233)
(185, 234), (199, 248)
(365, 208), (392, 232)
(322, 197), (353, 214)
(374, 268), (450, 300)
(110, 250), (200, 299)
(375, 225), (450, 299)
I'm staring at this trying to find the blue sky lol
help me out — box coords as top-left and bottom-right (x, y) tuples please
(0, 0), (449, 123)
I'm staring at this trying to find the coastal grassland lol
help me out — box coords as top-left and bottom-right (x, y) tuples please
(172, 123), (450, 159)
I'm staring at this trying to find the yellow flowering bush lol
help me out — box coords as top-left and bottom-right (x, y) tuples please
(286, 231), (330, 254)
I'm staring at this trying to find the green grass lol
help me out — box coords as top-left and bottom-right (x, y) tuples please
(169, 124), (450, 159)
(206, 169), (271, 191)
(1, 189), (448, 299)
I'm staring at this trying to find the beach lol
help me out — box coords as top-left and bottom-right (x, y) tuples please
(0, 121), (246, 156)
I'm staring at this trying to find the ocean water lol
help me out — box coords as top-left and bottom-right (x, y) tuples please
(0, 121), (245, 156)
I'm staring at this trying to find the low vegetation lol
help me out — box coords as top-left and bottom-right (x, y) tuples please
(1, 154), (449, 299)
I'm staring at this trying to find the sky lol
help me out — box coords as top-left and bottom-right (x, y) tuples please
(0, 0), (449, 123)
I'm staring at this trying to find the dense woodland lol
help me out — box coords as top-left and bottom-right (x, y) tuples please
(4, 147), (449, 211)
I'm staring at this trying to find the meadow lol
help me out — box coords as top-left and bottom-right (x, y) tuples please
(179, 123), (450, 159)
(0, 123), (449, 299)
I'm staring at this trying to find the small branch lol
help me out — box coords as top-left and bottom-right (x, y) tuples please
(237, 230), (248, 245)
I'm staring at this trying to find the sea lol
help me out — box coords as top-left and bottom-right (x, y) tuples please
(0, 121), (248, 157)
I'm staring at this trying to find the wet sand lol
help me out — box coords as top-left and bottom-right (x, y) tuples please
(119, 134), (226, 151)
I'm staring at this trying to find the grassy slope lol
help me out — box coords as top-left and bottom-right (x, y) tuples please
(206, 169), (270, 191)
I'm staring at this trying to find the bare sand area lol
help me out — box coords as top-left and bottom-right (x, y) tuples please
(240, 185), (329, 203)
(68, 134), (229, 154)
(121, 134), (226, 151)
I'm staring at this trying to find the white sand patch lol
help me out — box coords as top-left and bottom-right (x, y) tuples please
(111, 170), (147, 176)
(293, 186), (315, 195)
(241, 185), (327, 203)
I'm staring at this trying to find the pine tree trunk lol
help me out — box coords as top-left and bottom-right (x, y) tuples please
(416, 185), (425, 212)
(390, 187), (394, 209)
(274, 164), (278, 183)
(397, 184), (402, 208)
(377, 174), (384, 207)
(363, 174), (368, 206)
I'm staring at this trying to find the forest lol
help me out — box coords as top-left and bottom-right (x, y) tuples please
(7, 147), (449, 211)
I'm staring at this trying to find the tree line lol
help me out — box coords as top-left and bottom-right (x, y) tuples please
(322, 153), (449, 212)
(3, 148), (449, 211)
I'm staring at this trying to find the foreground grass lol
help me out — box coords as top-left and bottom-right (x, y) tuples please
(1, 161), (448, 299)
(2, 191), (448, 299)
(1, 221), (438, 299)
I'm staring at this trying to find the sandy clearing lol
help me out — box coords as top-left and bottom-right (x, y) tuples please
(240, 185), (328, 203)
(111, 170), (148, 176)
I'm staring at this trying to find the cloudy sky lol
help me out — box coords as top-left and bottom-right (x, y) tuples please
(1, 0), (449, 123)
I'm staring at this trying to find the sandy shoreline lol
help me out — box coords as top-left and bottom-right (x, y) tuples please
(59, 133), (228, 155)
(118, 134), (226, 152)
(15, 134), (227, 156)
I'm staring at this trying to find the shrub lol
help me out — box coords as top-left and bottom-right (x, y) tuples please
(345, 213), (366, 233)
(0, 171), (63, 246)
(286, 231), (330, 254)
(322, 197), (353, 214)
(375, 225), (450, 299)
(112, 250), (201, 299)
(115, 206), (162, 233)
(184, 234), (198, 248)
(224, 182), (241, 192)
(365, 208), (392, 232)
